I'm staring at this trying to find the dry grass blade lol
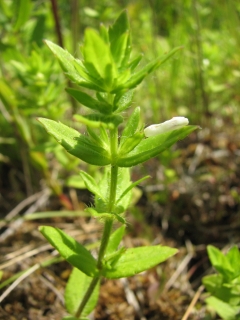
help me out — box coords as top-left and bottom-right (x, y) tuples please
(0, 264), (40, 303)
(182, 285), (204, 320)
(0, 188), (51, 242)
(0, 244), (52, 270)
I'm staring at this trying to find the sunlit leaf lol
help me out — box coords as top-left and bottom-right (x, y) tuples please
(39, 226), (98, 277)
(38, 118), (111, 166)
(65, 268), (99, 316)
(103, 245), (177, 279)
(117, 126), (198, 167)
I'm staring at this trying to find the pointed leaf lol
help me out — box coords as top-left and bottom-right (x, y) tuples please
(73, 59), (106, 91)
(112, 69), (131, 90)
(83, 29), (117, 83)
(113, 90), (134, 112)
(44, 40), (91, 88)
(111, 32), (130, 67)
(118, 132), (144, 156)
(96, 92), (109, 104)
(117, 126), (198, 167)
(62, 316), (83, 320)
(39, 226), (98, 277)
(65, 268), (99, 316)
(66, 88), (112, 114)
(128, 54), (143, 71)
(113, 47), (182, 92)
(226, 246), (240, 279)
(120, 106), (141, 145)
(121, 33), (132, 68)
(38, 118), (111, 166)
(94, 168), (110, 213)
(87, 126), (109, 149)
(109, 10), (129, 44)
(103, 245), (178, 279)
(99, 24), (109, 43)
(207, 245), (234, 281)
(116, 175), (150, 205)
(80, 171), (104, 200)
(109, 11), (131, 68)
(106, 226), (126, 255)
(112, 213), (126, 224)
(114, 168), (131, 213)
(74, 114), (123, 129)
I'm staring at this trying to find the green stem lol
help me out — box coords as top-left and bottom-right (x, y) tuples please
(75, 126), (119, 318)
(97, 218), (114, 269)
(75, 277), (99, 318)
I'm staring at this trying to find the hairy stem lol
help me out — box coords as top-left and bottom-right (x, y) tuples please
(75, 126), (119, 318)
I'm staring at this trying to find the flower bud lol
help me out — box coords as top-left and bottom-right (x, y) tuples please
(144, 117), (189, 137)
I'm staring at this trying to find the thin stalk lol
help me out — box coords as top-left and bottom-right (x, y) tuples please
(75, 126), (119, 318)
(74, 277), (99, 318)
(50, 0), (63, 48)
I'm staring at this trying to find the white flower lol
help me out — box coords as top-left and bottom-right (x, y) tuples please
(144, 117), (189, 137)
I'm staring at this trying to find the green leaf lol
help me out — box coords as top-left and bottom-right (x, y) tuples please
(117, 126), (198, 167)
(113, 47), (182, 92)
(109, 11), (129, 46)
(83, 29), (117, 86)
(103, 245), (178, 279)
(202, 274), (240, 306)
(113, 90), (134, 112)
(85, 208), (125, 223)
(72, 59), (106, 91)
(112, 69), (131, 90)
(62, 316), (82, 320)
(106, 226), (126, 255)
(109, 11), (131, 68)
(110, 32), (129, 68)
(128, 54), (143, 72)
(80, 171), (104, 200)
(13, 0), (32, 31)
(87, 126), (109, 149)
(99, 24), (109, 42)
(118, 132), (144, 156)
(120, 107), (141, 146)
(85, 208), (121, 223)
(112, 213), (126, 224)
(226, 246), (240, 279)
(66, 88), (112, 114)
(39, 226), (98, 277)
(104, 248), (126, 270)
(65, 268), (99, 317)
(114, 168), (131, 214)
(74, 114), (123, 129)
(44, 40), (89, 87)
(116, 175), (150, 205)
(94, 168), (110, 213)
(38, 118), (111, 166)
(206, 296), (240, 320)
(62, 316), (89, 320)
(207, 245), (234, 281)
